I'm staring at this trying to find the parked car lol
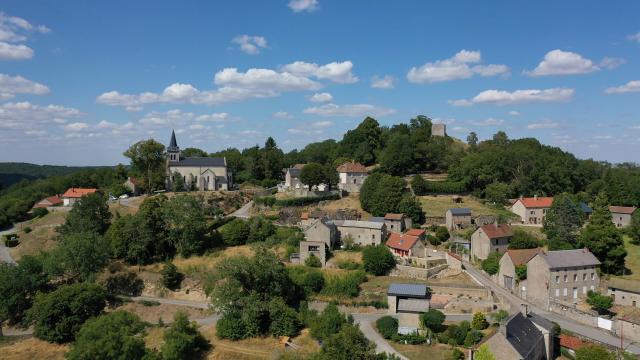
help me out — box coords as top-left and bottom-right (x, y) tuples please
(119, 194), (129, 199)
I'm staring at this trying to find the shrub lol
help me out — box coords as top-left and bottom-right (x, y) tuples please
(161, 262), (183, 290)
(321, 271), (367, 298)
(337, 260), (361, 270)
(216, 312), (247, 340)
(254, 196), (277, 207)
(375, 316), (398, 339)
(586, 290), (613, 315)
(32, 207), (49, 218)
(103, 271), (144, 296)
(452, 348), (465, 360)
(138, 300), (161, 307)
(305, 253), (322, 268)
(420, 309), (445, 332)
(23, 226), (32, 233)
(392, 332), (427, 344)
(481, 252), (501, 275)
(435, 226), (450, 243)
(4, 234), (19, 247)
(472, 312), (489, 330)
(220, 218), (251, 246)
(309, 303), (348, 341)
(288, 266), (325, 295)
(362, 245), (395, 276)
(161, 312), (211, 360)
(464, 329), (485, 347)
(515, 265), (527, 281)
(268, 298), (301, 337)
(256, 193), (341, 208)
(490, 309), (509, 323)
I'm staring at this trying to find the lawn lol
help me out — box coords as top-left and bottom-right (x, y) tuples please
(418, 195), (514, 218)
(310, 193), (370, 218)
(389, 343), (458, 360)
(0, 336), (68, 360)
(618, 235), (640, 281)
(9, 211), (67, 260)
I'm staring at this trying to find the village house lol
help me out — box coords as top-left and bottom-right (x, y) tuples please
(302, 218), (337, 249)
(336, 161), (368, 193)
(445, 208), (472, 231)
(471, 223), (513, 260)
(385, 233), (426, 259)
(609, 206), (637, 228)
(33, 195), (63, 209)
(387, 283), (430, 334)
(607, 277), (640, 308)
(61, 188), (98, 207)
(384, 213), (411, 233)
(299, 211), (324, 227)
(498, 248), (544, 293)
(123, 177), (141, 195)
(482, 312), (553, 360)
(282, 164), (305, 190)
(165, 131), (233, 191)
(298, 241), (327, 267)
(333, 220), (387, 247)
(526, 249), (600, 309)
(510, 196), (553, 225)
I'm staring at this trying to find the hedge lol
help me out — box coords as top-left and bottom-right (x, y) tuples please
(254, 193), (340, 208)
(413, 180), (467, 195)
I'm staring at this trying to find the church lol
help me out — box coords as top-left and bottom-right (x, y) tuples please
(165, 131), (233, 191)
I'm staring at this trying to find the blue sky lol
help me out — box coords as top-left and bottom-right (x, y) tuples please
(0, 0), (639, 165)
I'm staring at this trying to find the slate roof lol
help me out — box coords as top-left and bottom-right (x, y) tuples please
(480, 223), (513, 239)
(448, 208), (471, 216)
(385, 213), (404, 220)
(333, 220), (385, 230)
(62, 188), (98, 198)
(171, 157), (226, 167)
(369, 217), (385, 223)
(580, 202), (593, 214)
(167, 130), (179, 151)
(387, 283), (429, 298)
(506, 248), (544, 266)
(608, 277), (640, 294)
(397, 298), (430, 313)
(505, 313), (544, 359)
(336, 161), (367, 173)
(528, 312), (555, 332)
(519, 197), (554, 208)
(609, 206), (637, 215)
(543, 249), (600, 269)
(386, 233), (419, 251)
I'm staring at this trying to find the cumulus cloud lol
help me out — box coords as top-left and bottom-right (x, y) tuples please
(232, 35), (267, 55)
(371, 75), (394, 89)
(288, 0), (319, 12)
(525, 50), (599, 76)
(0, 101), (82, 132)
(309, 92), (333, 103)
(450, 88), (574, 106)
(469, 118), (504, 126)
(273, 111), (293, 119)
(600, 57), (625, 70)
(311, 120), (333, 128)
(0, 73), (49, 99)
(604, 80), (640, 94)
(527, 120), (560, 129)
(64, 122), (89, 132)
(628, 32), (640, 43)
(0, 12), (49, 61)
(407, 50), (509, 83)
(281, 61), (358, 83)
(196, 113), (229, 122)
(303, 103), (395, 117)
(508, 111), (520, 116)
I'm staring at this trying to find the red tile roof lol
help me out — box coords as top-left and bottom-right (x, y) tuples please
(386, 233), (419, 251)
(506, 248), (544, 266)
(559, 334), (586, 350)
(300, 212), (309, 220)
(405, 229), (426, 237)
(336, 161), (367, 173)
(384, 213), (404, 220)
(609, 206), (637, 215)
(62, 188), (98, 198)
(34, 195), (63, 208)
(518, 197), (554, 208)
(480, 223), (513, 239)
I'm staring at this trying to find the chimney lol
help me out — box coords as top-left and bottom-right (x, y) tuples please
(519, 195), (523, 200)
(522, 303), (529, 317)
(534, 194), (538, 200)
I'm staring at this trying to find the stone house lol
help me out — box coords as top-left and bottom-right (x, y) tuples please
(165, 131), (233, 191)
(123, 177), (141, 195)
(445, 208), (472, 231)
(526, 249), (600, 309)
(510, 196), (553, 225)
(607, 277), (640, 308)
(302, 218), (337, 249)
(336, 161), (368, 193)
(609, 206), (637, 228)
(283, 164), (305, 190)
(61, 188), (98, 207)
(385, 233), (426, 259)
(482, 312), (553, 360)
(498, 248), (544, 293)
(387, 283), (430, 334)
(299, 241), (327, 267)
(333, 220), (387, 247)
(384, 213), (411, 233)
(33, 195), (63, 209)
(470, 223), (513, 260)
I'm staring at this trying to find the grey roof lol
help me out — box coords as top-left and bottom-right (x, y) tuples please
(333, 220), (385, 230)
(448, 208), (471, 216)
(505, 313), (544, 359)
(287, 168), (301, 177)
(387, 283), (428, 298)
(168, 130), (179, 151)
(397, 298), (430, 313)
(580, 202), (593, 214)
(368, 217), (385, 223)
(543, 249), (600, 269)
(171, 157), (226, 167)
(608, 277), (640, 294)
(528, 312), (554, 331)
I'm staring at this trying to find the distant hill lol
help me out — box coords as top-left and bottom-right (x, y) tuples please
(0, 162), (102, 188)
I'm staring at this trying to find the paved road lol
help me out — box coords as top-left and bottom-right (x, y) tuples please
(463, 261), (640, 354)
(352, 314), (408, 360)
(230, 200), (253, 219)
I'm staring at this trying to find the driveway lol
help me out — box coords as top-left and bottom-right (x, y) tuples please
(230, 200), (253, 219)
(0, 226), (17, 265)
(352, 313), (408, 359)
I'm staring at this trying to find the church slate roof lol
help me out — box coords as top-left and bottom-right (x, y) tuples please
(171, 157), (226, 167)
(167, 130), (179, 152)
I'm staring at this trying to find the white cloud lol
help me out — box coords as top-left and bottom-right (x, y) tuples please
(303, 103), (395, 117)
(371, 75), (394, 89)
(288, 0), (319, 12)
(232, 35), (267, 55)
(508, 111), (520, 116)
(527, 120), (560, 129)
(138, 109), (194, 126)
(287, 128), (323, 135)
(309, 92), (333, 103)
(0, 12), (49, 61)
(451, 126), (468, 133)
(311, 120), (333, 128)
(604, 80), (640, 94)
(407, 50), (508, 83)
(196, 113), (229, 122)
(273, 111), (293, 119)
(281, 61), (358, 83)
(526, 49), (598, 76)
(600, 57), (625, 70)
(0, 42), (33, 60)
(628, 32), (640, 43)
(0, 73), (49, 99)
(450, 88), (574, 106)
(469, 118), (504, 126)
(64, 122), (89, 132)
(0, 101), (81, 132)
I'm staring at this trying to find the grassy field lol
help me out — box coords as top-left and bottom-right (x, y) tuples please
(112, 301), (209, 324)
(390, 343), (457, 360)
(616, 235), (640, 281)
(9, 211), (67, 260)
(309, 193), (370, 218)
(0, 336), (68, 360)
(418, 195), (513, 218)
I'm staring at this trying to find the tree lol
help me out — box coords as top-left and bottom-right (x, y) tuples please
(305, 254), (322, 268)
(491, 131), (509, 146)
(484, 182), (509, 205)
(472, 312), (489, 330)
(481, 252), (501, 275)
(380, 133), (414, 175)
(544, 193), (583, 250)
(362, 245), (396, 276)
(309, 303), (348, 341)
(171, 171), (185, 192)
(586, 290), (613, 315)
(420, 309), (445, 332)
(58, 192), (112, 235)
(397, 195), (424, 225)
(491, 310), (509, 323)
(410, 175), (429, 195)
(267, 298), (301, 337)
(339, 117), (383, 165)
(375, 316), (398, 339)
(508, 229), (540, 249)
(124, 139), (166, 193)
(181, 147), (207, 158)
(161, 312), (210, 360)
(0, 256), (49, 328)
(467, 132), (478, 147)
(67, 311), (150, 360)
(578, 193), (626, 274)
(315, 323), (379, 360)
(323, 164), (339, 191)
(575, 344), (615, 360)
(163, 195), (209, 257)
(247, 216), (276, 243)
(49, 232), (110, 281)
(27, 283), (106, 343)
(221, 218), (251, 246)
(474, 344), (497, 360)
(435, 226), (450, 243)
(161, 262), (183, 290)
(300, 163), (327, 190)
(629, 210), (640, 245)
(360, 173), (407, 216)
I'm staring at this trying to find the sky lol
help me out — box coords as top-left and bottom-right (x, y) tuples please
(0, 0), (639, 166)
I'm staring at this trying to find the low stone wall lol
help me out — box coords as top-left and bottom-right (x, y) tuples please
(393, 264), (447, 279)
(424, 216), (445, 226)
(548, 300), (599, 327)
(430, 285), (490, 299)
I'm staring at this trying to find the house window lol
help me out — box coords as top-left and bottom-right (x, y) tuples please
(530, 211), (535, 215)
(555, 289), (560, 297)
(590, 285), (595, 291)
(564, 275), (568, 283)
(591, 273), (595, 280)
(308, 246), (319, 252)
(583, 274), (587, 281)
(634, 301), (637, 307)
(574, 274), (577, 282)
(563, 288), (568, 296)
(194, 176), (197, 183)
(555, 276), (560, 284)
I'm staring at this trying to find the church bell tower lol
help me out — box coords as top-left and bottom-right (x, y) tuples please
(167, 130), (181, 163)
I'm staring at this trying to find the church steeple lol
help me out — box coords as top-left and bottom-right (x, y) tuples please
(167, 130), (181, 162)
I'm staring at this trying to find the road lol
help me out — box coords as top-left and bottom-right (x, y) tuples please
(0, 225), (17, 265)
(230, 200), (253, 219)
(462, 261), (640, 354)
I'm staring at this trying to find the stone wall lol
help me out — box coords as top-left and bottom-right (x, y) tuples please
(424, 216), (445, 226)
(393, 264), (447, 279)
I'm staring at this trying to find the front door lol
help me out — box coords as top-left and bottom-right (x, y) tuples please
(504, 275), (513, 289)
(573, 287), (578, 300)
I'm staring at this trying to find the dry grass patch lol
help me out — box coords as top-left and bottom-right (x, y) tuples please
(510, 224), (546, 241)
(112, 302), (208, 324)
(144, 326), (166, 351)
(9, 211), (67, 260)
(390, 343), (457, 360)
(0, 336), (68, 360)
(418, 195), (509, 218)
(109, 196), (146, 216)
(311, 193), (369, 217)
(200, 324), (283, 359)
(619, 235), (640, 281)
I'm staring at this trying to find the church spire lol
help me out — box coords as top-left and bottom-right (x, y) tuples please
(169, 130), (178, 149)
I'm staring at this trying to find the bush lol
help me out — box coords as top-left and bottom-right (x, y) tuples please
(586, 290), (613, 315)
(288, 266), (325, 295)
(481, 252), (501, 275)
(220, 218), (251, 246)
(4, 234), (19, 247)
(435, 226), (450, 243)
(515, 265), (527, 281)
(452, 348), (465, 360)
(103, 271), (144, 296)
(23, 226), (32, 233)
(392, 332), (427, 344)
(472, 312), (489, 330)
(375, 316), (398, 339)
(161, 312), (211, 360)
(32, 207), (49, 218)
(463, 329), (483, 347)
(216, 312), (247, 340)
(268, 298), (301, 337)
(412, 180), (467, 195)
(138, 300), (161, 307)
(362, 245), (396, 276)
(254, 196), (277, 207)
(305, 253), (322, 267)
(309, 303), (348, 341)
(321, 271), (367, 298)
(161, 262), (183, 290)
(490, 309), (509, 323)
(420, 309), (445, 332)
